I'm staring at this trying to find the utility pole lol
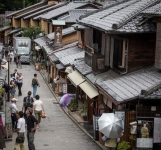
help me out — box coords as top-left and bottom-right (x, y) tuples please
(23, 0), (25, 8)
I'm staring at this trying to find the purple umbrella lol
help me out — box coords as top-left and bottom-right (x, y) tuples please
(59, 94), (74, 107)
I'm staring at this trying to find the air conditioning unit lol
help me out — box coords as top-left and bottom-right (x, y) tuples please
(97, 58), (105, 69)
(93, 43), (99, 53)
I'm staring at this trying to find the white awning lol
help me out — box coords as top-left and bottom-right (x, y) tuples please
(67, 70), (85, 87)
(35, 46), (41, 51)
(79, 81), (99, 99)
(52, 20), (66, 25)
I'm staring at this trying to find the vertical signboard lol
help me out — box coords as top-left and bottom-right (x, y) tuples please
(153, 118), (161, 143)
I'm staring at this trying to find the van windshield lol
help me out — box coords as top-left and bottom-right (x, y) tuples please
(17, 48), (29, 54)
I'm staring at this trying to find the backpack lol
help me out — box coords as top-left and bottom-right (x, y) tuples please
(32, 79), (37, 86)
(25, 96), (33, 108)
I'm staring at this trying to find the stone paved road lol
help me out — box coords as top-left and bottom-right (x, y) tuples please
(5, 62), (102, 150)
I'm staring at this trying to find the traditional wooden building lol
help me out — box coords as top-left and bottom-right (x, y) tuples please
(67, 0), (161, 148)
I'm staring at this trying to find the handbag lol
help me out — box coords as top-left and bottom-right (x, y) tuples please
(41, 112), (46, 118)
(16, 135), (25, 143)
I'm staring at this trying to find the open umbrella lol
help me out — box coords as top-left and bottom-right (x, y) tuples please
(98, 113), (123, 138)
(59, 94), (74, 107)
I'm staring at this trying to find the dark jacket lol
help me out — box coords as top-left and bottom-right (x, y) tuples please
(26, 115), (38, 132)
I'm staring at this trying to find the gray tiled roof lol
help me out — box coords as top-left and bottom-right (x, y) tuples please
(40, 2), (90, 20)
(0, 26), (12, 32)
(86, 71), (115, 84)
(54, 46), (83, 59)
(34, 37), (46, 47)
(43, 45), (53, 54)
(15, 2), (56, 19)
(46, 27), (76, 41)
(142, 1), (161, 15)
(58, 9), (96, 23)
(25, 3), (66, 20)
(49, 54), (59, 62)
(97, 67), (161, 103)
(6, 1), (47, 18)
(79, 0), (158, 33)
(140, 88), (161, 99)
(7, 28), (21, 35)
(73, 60), (92, 75)
(59, 51), (84, 66)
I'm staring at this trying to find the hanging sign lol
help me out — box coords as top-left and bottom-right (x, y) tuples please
(63, 84), (67, 94)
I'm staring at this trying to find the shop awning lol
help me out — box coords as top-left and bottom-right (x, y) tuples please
(79, 81), (99, 99)
(35, 46), (41, 51)
(67, 70), (85, 87)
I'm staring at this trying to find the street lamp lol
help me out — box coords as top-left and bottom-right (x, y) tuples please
(7, 55), (10, 102)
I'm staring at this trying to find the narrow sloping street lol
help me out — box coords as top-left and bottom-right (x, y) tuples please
(5, 62), (102, 150)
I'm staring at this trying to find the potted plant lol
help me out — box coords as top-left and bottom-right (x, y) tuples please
(68, 99), (77, 112)
(78, 102), (87, 121)
(117, 141), (131, 150)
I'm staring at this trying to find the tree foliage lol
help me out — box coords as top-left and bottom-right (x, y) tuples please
(21, 25), (44, 40)
(0, 0), (42, 13)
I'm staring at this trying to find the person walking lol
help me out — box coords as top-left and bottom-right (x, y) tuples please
(14, 111), (26, 150)
(22, 91), (34, 125)
(9, 98), (18, 130)
(10, 80), (16, 101)
(17, 73), (23, 96)
(33, 95), (44, 128)
(16, 54), (22, 68)
(31, 74), (40, 98)
(8, 50), (14, 64)
(26, 107), (38, 150)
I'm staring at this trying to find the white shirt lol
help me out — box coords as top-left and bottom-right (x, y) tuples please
(10, 102), (18, 113)
(17, 118), (25, 133)
(17, 76), (23, 83)
(8, 52), (14, 59)
(34, 100), (43, 111)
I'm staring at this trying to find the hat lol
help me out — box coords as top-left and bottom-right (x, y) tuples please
(12, 98), (18, 101)
(27, 107), (33, 113)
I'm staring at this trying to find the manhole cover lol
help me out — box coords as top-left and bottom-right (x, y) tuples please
(44, 144), (49, 146)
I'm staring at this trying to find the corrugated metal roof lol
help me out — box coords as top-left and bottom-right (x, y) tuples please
(46, 27), (76, 40)
(40, 2), (90, 20)
(58, 9), (96, 23)
(25, 3), (66, 20)
(59, 51), (84, 66)
(43, 45), (53, 54)
(49, 54), (59, 62)
(15, 2), (56, 19)
(79, 0), (158, 33)
(97, 67), (161, 103)
(6, 1), (47, 18)
(56, 63), (65, 70)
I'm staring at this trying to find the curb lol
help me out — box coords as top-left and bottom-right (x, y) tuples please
(38, 68), (106, 150)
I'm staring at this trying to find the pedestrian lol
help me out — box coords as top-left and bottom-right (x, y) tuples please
(26, 107), (38, 150)
(8, 50), (14, 63)
(22, 91), (34, 125)
(33, 95), (44, 129)
(17, 73), (23, 96)
(14, 111), (26, 150)
(5, 48), (8, 59)
(16, 54), (22, 68)
(0, 114), (6, 150)
(9, 98), (18, 130)
(31, 74), (40, 98)
(10, 80), (16, 101)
